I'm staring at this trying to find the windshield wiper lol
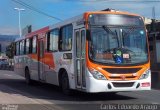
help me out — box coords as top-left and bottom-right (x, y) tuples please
(102, 25), (115, 35)
(102, 25), (120, 47)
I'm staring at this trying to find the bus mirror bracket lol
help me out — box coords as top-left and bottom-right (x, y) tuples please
(86, 30), (91, 41)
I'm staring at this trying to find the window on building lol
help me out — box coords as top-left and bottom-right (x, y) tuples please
(156, 41), (160, 63)
(48, 29), (59, 51)
(60, 24), (73, 51)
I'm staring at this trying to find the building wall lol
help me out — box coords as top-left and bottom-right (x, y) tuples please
(146, 20), (160, 72)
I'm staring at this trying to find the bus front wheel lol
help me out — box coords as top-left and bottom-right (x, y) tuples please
(61, 72), (72, 95)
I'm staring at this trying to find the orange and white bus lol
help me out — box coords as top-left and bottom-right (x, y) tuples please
(14, 9), (151, 94)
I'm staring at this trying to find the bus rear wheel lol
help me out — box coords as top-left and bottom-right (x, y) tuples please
(25, 68), (33, 85)
(61, 72), (72, 95)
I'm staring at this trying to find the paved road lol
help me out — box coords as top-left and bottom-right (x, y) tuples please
(0, 70), (160, 110)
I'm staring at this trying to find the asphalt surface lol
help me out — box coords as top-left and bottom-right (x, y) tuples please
(0, 70), (160, 110)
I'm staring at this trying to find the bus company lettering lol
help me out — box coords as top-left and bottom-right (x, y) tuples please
(58, 58), (71, 65)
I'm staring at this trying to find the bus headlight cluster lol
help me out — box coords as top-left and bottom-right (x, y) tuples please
(88, 68), (106, 80)
(139, 69), (150, 80)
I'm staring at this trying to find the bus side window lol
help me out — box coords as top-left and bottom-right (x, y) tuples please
(25, 39), (30, 54)
(47, 32), (50, 52)
(20, 40), (25, 55)
(16, 42), (20, 56)
(29, 38), (33, 54)
(32, 36), (37, 54)
(14, 43), (16, 55)
(59, 24), (73, 51)
(47, 29), (59, 52)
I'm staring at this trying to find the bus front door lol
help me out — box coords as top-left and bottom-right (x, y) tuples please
(38, 39), (45, 81)
(75, 28), (86, 89)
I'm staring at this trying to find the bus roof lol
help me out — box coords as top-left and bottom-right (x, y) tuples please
(15, 10), (141, 42)
(15, 26), (49, 42)
(84, 10), (140, 18)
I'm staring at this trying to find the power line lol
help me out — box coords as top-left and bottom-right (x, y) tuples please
(11, 0), (62, 21)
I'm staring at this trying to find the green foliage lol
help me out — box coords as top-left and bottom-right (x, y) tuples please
(6, 42), (15, 59)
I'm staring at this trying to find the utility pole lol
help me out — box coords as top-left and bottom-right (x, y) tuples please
(152, 6), (156, 20)
(14, 8), (25, 37)
(151, 6), (156, 32)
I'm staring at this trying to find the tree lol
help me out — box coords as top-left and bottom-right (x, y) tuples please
(6, 42), (15, 59)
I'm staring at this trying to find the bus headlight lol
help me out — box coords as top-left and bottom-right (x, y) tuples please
(139, 69), (150, 80)
(88, 68), (106, 80)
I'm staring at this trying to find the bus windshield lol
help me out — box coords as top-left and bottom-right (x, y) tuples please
(88, 23), (148, 65)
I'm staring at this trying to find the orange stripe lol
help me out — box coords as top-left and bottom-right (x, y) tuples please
(28, 53), (55, 69)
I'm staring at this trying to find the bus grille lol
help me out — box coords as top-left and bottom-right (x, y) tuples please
(112, 82), (134, 87)
(103, 68), (141, 74)
(109, 76), (136, 80)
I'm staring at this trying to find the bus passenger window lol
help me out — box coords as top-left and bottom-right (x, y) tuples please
(48, 29), (59, 51)
(25, 39), (30, 54)
(60, 24), (73, 51)
(20, 40), (25, 55)
(32, 36), (37, 54)
(29, 38), (33, 54)
(16, 42), (20, 56)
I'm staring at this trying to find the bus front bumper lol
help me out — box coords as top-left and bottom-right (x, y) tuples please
(85, 72), (151, 93)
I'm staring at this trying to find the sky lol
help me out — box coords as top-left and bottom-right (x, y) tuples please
(0, 0), (160, 35)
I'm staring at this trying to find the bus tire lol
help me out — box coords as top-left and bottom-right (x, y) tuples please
(61, 71), (72, 95)
(25, 68), (32, 85)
